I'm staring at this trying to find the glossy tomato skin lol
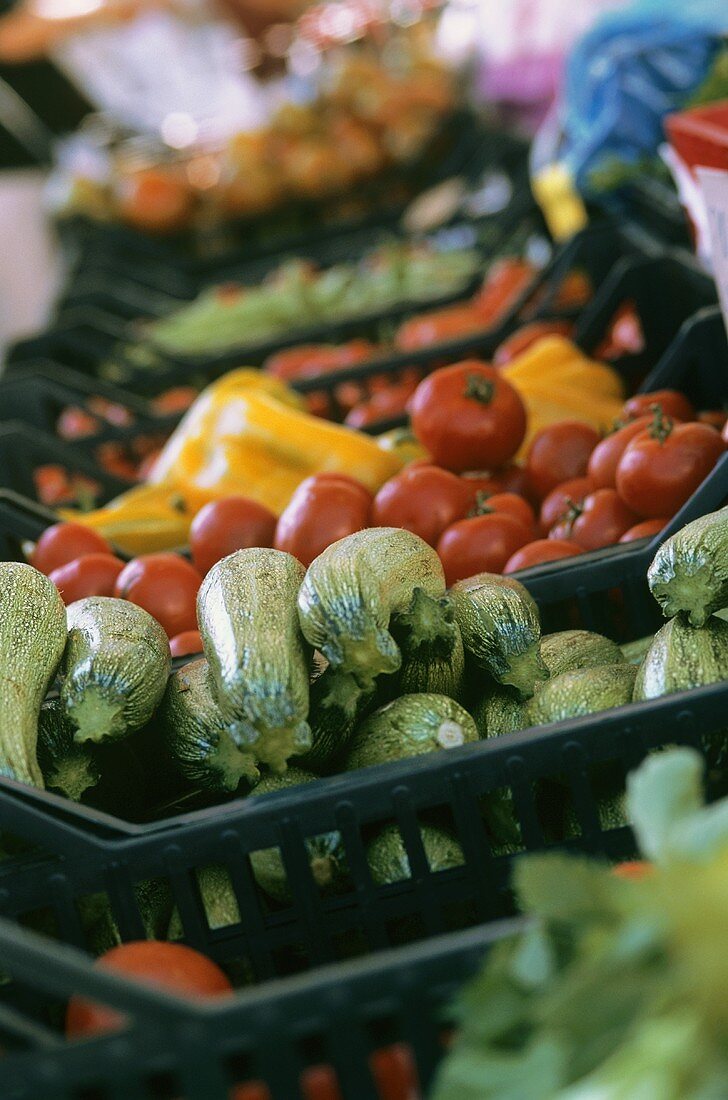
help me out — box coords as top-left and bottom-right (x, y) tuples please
(460, 471), (503, 504)
(551, 489), (639, 551)
(504, 539), (582, 573)
(539, 477), (594, 535)
(274, 476), (372, 567)
(616, 422), (725, 518)
(493, 320), (573, 366)
(66, 941), (232, 1040)
(476, 492), (536, 536)
(169, 629), (204, 658)
(344, 380), (418, 429)
(587, 416), (654, 490)
(50, 554), (126, 605)
(526, 421), (601, 501)
(31, 522), (111, 575)
(114, 553), (202, 637)
(394, 305), (486, 352)
(410, 361), (526, 473)
(619, 518), (668, 543)
(621, 389), (695, 423)
(372, 465), (469, 546)
(437, 513), (532, 585)
(495, 462), (536, 504)
(190, 497), (277, 575)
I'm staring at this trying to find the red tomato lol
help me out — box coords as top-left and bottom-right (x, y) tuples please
(551, 489), (639, 551)
(300, 1066), (343, 1100)
(231, 1087), (270, 1100)
(539, 477), (595, 535)
(275, 476), (372, 567)
(460, 472), (503, 502)
(616, 420), (725, 518)
(150, 387), (199, 416)
(96, 442), (138, 482)
(474, 492), (536, 535)
(371, 465), (469, 546)
(56, 406), (100, 441)
(190, 497), (278, 575)
(493, 320), (573, 366)
(114, 554), (202, 637)
(66, 941), (232, 1039)
(437, 513), (532, 585)
(619, 518), (668, 543)
(504, 539), (582, 573)
(117, 169), (194, 234)
(169, 629), (204, 658)
(472, 258), (536, 323)
(86, 397), (133, 428)
(410, 361), (526, 473)
(621, 389), (695, 423)
(586, 416), (654, 490)
(394, 305), (488, 352)
(344, 381), (418, 429)
(526, 422), (601, 501)
(369, 1043), (419, 1100)
(265, 340), (375, 381)
(50, 553), (126, 605)
(494, 462), (536, 504)
(31, 522), (111, 575)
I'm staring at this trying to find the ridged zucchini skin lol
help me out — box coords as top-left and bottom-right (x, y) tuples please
(0, 563), (67, 787)
(345, 693), (478, 771)
(634, 613), (728, 700)
(451, 573), (548, 700)
(160, 658), (260, 791)
(79, 879), (173, 957)
(198, 549), (311, 773)
(396, 624), (466, 701)
(249, 768), (349, 904)
(528, 664), (638, 726)
(37, 699), (101, 802)
(366, 823), (465, 885)
(539, 630), (623, 680)
(60, 597), (170, 745)
(294, 664), (374, 774)
(297, 528), (449, 690)
(473, 684), (527, 739)
(168, 864), (242, 939)
(648, 506), (728, 627)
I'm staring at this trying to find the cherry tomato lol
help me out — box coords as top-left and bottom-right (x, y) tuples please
(56, 406), (100, 441)
(369, 1043), (419, 1100)
(619, 518), (668, 543)
(372, 465), (469, 547)
(114, 553), (202, 637)
(344, 381), (418, 429)
(410, 361), (526, 473)
(170, 629), (204, 658)
(460, 471), (504, 504)
(539, 477), (595, 535)
(504, 539), (582, 573)
(698, 409), (728, 431)
(150, 387), (199, 416)
(586, 416), (654, 490)
(394, 305), (488, 352)
(473, 492), (536, 535)
(551, 489), (639, 551)
(493, 320), (573, 366)
(50, 553), (126, 605)
(437, 513), (532, 585)
(616, 419), (725, 518)
(472, 257), (536, 322)
(31, 522), (111, 575)
(621, 389), (695, 423)
(494, 462), (536, 504)
(66, 941), (232, 1039)
(117, 169), (194, 234)
(275, 476), (372, 567)
(34, 465), (101, 508)
(526, 421), (601, 501)
(190, 497), (278, 576)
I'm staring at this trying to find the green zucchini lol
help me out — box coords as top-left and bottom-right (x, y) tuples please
(633, 613), (728, 700)
(37, 698), (101, 802)
(564, 789), (627, 839)
(61, 597), (170, 745)
(538, 630), (623, 680)
(473, 684), (528, 739)
(0, 562), (67, 787)
(345, 693), (478, 771)
(249, 768), (349, 904)
(620, 635), (654, 667)
(528, 664), (638, 726)
(79, 878), (173, 957)
(647, 506), (728, 626)
(297, 528), (451, 690)
(160, 658), (260, 791)
(396, 623), (466, 700)
(451, 573), (548, 700)
(168, 864), (241, 939)
(366, 823), (465, 885)
(198, 549), (311, 773)
(294, 663), (374, 774)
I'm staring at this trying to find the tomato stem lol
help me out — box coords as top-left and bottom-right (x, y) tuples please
(464, 374), (495, 405)
(469, 490), (494, 517)
(648, 405), (673, 444)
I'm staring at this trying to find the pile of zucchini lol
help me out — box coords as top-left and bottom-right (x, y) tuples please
(0, 507), (726, 909)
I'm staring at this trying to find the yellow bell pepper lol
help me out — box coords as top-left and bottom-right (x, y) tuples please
(67, 369), (404, 555)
